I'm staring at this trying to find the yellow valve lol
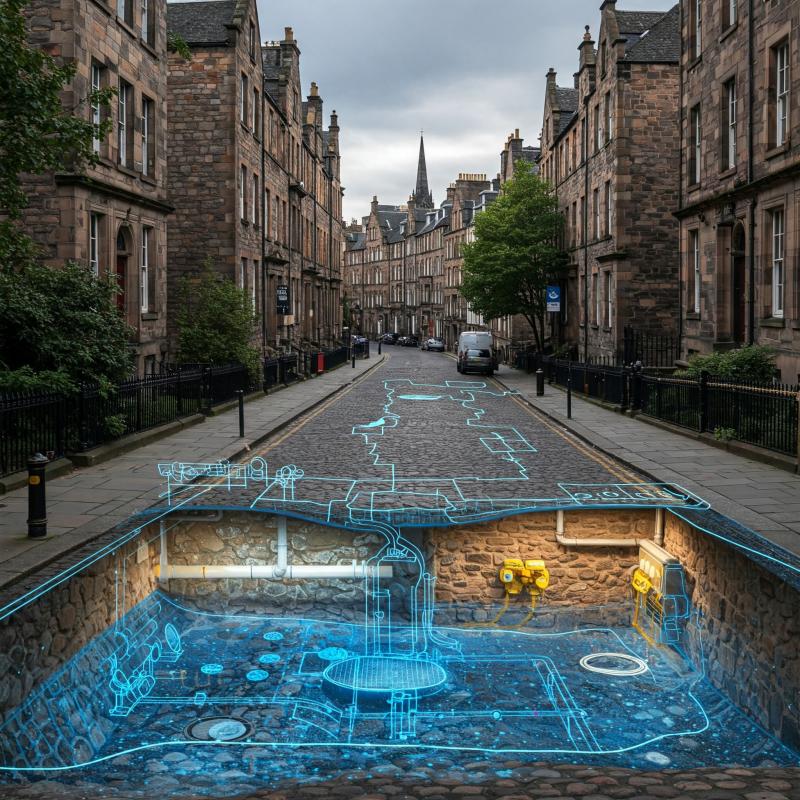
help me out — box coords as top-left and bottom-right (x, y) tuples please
(632, 568), (652, 595)
(499, 558), (549, 596)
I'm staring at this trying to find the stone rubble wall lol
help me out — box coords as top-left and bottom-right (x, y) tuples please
(0, 532), (160, 762)
(664, 512), (800, 750)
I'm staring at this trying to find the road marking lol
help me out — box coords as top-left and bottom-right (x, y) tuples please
(253, 355), (390, 456)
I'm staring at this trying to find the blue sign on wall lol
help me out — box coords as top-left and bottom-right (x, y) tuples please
(546, 285), (561, 313)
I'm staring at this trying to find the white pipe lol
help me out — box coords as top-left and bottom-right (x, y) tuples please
(159, 562), (393, 580)
(275, 517), (288, 577)
(655, 508), (665, 546)
(555, 533), (642, 548)
(556, 509), (565, 534)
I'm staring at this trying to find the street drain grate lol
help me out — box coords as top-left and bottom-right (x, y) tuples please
(185, 716), (253, 742)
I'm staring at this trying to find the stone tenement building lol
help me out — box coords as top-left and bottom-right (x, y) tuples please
(538, 1), (681, 363)
(20, 0), (172, 374)
(166, 2), (343, 354)
(344, 132), (541, 350)
(677, 0), (800, 382)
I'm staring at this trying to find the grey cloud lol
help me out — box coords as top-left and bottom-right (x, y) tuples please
(254, 0), (675, 219)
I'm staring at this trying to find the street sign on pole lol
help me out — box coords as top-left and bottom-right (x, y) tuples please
(546, 285), (561, 313)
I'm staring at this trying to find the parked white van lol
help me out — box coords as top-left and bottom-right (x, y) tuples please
(457, 331), (495, 375)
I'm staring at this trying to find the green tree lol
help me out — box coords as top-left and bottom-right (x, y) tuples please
(0, 0), (114, 221)
(0, 261), (133, 392)
(0, 0), (124, 394)
(461, 163), (567, 352)
(176, 261), (261, 382)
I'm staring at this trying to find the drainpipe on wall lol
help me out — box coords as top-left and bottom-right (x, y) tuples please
(583, 97), (590, 363)
(261, 85), (267, 353)
(677, 0), (685, 351)
(747, 0), (756, 345)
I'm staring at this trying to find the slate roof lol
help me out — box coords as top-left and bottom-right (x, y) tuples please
(554, 87), (579, 137)
(622, 5), (680, 63)
(615, 9), (667, 33)
(166, 0), (237, 46)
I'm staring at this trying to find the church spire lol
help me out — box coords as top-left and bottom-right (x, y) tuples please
(413, 133), (434, 209)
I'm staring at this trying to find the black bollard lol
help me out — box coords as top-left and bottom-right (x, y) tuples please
(535, 368), (545, 397)
(352, 349), (356, 368)
(567, 377), (572, 419)
(27, 453), (48, 538)
(237, 390), (245, 438)
(378, 340), (382, 355)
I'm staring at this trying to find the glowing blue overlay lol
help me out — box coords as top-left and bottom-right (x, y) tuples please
(0, 378), (798, 779)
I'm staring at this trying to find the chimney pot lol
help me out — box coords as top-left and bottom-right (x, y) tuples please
(284, 26), (294, 41)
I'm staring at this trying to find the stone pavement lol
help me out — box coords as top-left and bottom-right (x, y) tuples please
(0, 356), (384, 592)
(495, 365), (800, 556)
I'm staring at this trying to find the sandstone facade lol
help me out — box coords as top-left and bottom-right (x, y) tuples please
(677, 0), (800, 382)
(166, 6), (343, 355)
(538, 1), (681, 363)
(20, 0), (172, 373)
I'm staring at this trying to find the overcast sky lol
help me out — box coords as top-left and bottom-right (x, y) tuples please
(254, 0), (673, 222)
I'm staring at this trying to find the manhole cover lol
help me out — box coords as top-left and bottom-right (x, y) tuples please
(185, 716), (253, 742)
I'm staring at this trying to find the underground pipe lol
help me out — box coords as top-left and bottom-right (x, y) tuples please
(156, 562), (393, 580)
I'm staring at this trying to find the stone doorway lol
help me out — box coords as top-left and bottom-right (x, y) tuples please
(731, 222), (746, 345)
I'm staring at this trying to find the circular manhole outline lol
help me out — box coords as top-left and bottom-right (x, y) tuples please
(184, 715), (254, 742)
(579, 651), (649, 677)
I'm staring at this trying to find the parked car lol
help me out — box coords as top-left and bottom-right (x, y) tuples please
(401, 335), (419, 347)
(381, 333), (399, 345)
(457, 330), (495, 375)
(422, 337), (445, 352)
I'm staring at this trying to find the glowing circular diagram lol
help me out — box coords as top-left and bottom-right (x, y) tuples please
(318, 646), (349, 661)
(579, 652), (648, 676)
(200, 663), (223, 675)
(185, 716), (252, 742)
(263, 631), (284, 641)
(246, 669), (269, 681)
(322, 656), (447, 704)
(258, 653), (280, 665)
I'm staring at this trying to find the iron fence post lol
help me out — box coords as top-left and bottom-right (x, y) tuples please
(567, 376), (572, 419)
(699, 371), (709, 432)
(177, 371), (183, 416)
(27, 453), (48, 538)
(237, 390), (245, 438)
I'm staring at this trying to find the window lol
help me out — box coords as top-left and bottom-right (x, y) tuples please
(240, 165), (247, 221)
(604, 271), (612, 328)
(252, 88), (259, 134)
(141, 0), (154, 45)
(580, 116), (587, 162)
(604, 180), (611, 237)
(117, 79), (133, 167)
(689, 105), (701, 185)
(252, 174), (258, 226)
(593, 187), (600, 239)
(723, 0), (736, 29)
(592, 273), (599, 325)
(140, 227), (151, 313)
(116, 0), (132, 26)
(604, 93), (611, 142)
(240, 74), (248, 125)
(239, 258), (246, 292)
(249, 20), (256, 61)
(690, 0), (702, 59)
(771, 208), (784, 317)
(91, 62), (102, 155)
(594, 104), (601, 152)
(689, 229), (700, 314)
(89, 212), (102, 274)
(600, 40), (607, 76)
(142, 96), (154, 176)
(775, 41), (789, 147)
(719, 79), (737, 170)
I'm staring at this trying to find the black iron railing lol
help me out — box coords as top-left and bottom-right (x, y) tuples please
(623, 326), (680, 368)
(530, 354), (799, 458)
(0, 364), (250, 478)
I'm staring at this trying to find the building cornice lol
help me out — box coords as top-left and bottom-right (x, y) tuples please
(54, 173), (175, 213)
